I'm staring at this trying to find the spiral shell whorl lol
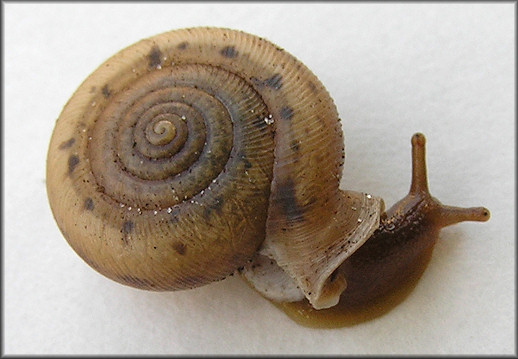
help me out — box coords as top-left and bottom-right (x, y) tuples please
(47, 28), (378, 306)
(89, 65), (260, 210)
(47, 30), (282, 289)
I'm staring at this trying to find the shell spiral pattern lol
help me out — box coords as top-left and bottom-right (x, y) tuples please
(47, 28), (381, 308)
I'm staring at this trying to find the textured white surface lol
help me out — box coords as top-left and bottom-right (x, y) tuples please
(4, 2), (514, 355)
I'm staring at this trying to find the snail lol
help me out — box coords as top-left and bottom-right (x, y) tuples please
(46, 27), (490, 324)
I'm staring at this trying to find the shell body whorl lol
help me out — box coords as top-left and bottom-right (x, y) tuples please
(47, 28), (381, 308)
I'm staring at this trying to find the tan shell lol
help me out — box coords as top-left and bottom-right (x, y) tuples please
(46, 27), (381, 309)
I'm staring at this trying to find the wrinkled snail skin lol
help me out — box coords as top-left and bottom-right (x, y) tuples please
(46, 27), (490, 318)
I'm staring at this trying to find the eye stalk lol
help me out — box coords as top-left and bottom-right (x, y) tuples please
(407, 132), (490, 226)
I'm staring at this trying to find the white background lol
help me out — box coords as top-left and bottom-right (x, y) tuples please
(4, 2), (515, 355)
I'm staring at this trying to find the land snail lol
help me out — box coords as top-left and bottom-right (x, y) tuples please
(47, 27), (490, 328)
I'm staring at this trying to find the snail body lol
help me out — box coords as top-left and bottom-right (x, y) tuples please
(47, 28), (489, 321)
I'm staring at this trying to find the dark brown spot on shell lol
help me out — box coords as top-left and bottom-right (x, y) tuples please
(101, 84), (111, 98)
(122, 220), (134, 234)
(220, 46), (238, 58)
(203, 196), (225, 219)
(238, 151), (253, 169)
(212, 196), (224, 212)
(89, 86), (96, 93)
(172, 241), (187, 255)
(280, 106), (294, 120)
(147, 46), (163, 68)
(243, 156), (252, 169)
(277, 178), (304, 222)
(169, 207), (180, 224)
(121, 220), (134, 245)
(263, 73), (283, 90)
(84, 198), (94, 211)
(308, 81), (317, 92)
(68, 155), (79, 174)
(59, 138), (75, 149)
(177, 41), (188, 50)
(290, 140), (300, 152)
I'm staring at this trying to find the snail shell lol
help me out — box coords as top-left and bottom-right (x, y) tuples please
(46, 27), (382, 310)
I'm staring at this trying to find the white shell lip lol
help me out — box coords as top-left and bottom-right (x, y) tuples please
(241, 253), (305, 303)
(242, 191), (383, 310)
